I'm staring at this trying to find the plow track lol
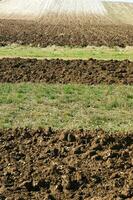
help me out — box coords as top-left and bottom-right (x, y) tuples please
(0, 58), (133, 84)
(1, 19), (133, 47)
(0, 128), (133, 199)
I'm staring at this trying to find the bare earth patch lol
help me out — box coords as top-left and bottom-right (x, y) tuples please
(1, 19), (133, 47)
(0, 128), (133, 200)
(0, 58), (133, 84)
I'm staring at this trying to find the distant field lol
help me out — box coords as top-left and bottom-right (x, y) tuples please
(104, 1), (133, 25)
(0, 83), (133, 131)
(0, 1), (133, 25)
(1, 45), (133, 60)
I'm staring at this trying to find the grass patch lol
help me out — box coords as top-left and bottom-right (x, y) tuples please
(0, 45), (133, 60)
(0, 83), (133, 131)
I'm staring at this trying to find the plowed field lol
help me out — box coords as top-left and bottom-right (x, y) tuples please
(1, 19), (133, 47)
(0, 128), (133, 200)
(0, 58), (133, 84)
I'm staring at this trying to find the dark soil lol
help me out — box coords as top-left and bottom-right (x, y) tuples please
(0, 58), (133, 84)
(1, 19), (133, 47)
(0, 128), (133, 199)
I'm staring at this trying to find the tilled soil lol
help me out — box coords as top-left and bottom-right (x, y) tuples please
(0, 128), (133, 200)
(0, 58), (133, 84)
(1, 19), (133, 47)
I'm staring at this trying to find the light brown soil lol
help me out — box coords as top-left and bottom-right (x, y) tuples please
(0, 58), (133, 84)
(0, 128), (133, 200)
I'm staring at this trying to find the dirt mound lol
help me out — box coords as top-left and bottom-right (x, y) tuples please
(0, 58), (133, 84)
(1, 19), (133, 47)
(0, 128), (133, 199)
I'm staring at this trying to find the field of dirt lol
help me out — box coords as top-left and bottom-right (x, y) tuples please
(0, 128), (133, 200)
(0, 57), (133, 84)
(1, 19), (133, 47)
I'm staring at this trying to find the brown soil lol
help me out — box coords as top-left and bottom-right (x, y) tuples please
(1, 19), (133, 47)
(0, 58), (133, 84)
(0, 128), (133, 200)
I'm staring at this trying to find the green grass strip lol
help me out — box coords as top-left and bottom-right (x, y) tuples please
(0, 45), (133, 60)
(0, 83), (133, 131)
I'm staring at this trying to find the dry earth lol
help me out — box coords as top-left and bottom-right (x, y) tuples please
(0, 58), (133, 84)
(1, 19), (133, 47)
(0, 128), (133, 200)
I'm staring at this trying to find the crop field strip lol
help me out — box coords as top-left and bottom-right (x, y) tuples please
(1, 19), (133, 47)
(0, 57), (133, 84)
